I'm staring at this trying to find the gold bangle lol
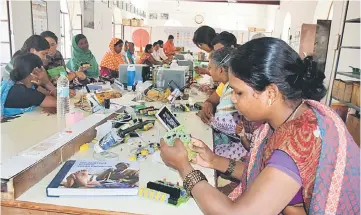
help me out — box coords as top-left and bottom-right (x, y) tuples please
(183, 170), (207, 197)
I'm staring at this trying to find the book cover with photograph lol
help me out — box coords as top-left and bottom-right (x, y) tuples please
(47, 160), (139, 197)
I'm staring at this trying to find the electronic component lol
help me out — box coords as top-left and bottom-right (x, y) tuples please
(129, 143), (160, 161)
(117, 120), (155, 138)
(171, 103), (200, 112)
(138, 180), (189, 206)
(138, 106), (155, 114)
(138, 188), (170, 203)
(194, 102), (203, 110)
(163, 125), (197, 161)
(156, 106), (181, 131)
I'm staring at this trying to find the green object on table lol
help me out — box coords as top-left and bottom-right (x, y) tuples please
(133, 105), (147, 112)
(349, 66), (360, 75)
(163, 125), (198, 161)
(47, 66), (66, 78)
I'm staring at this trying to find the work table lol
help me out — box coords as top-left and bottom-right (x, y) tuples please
(1, 89), (213, 215)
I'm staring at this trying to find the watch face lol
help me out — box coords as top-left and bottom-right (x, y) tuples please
(195, 14), (204, 24)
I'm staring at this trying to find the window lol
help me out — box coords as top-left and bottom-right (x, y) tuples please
(1, 0), (12, 65)
(112, 15), (122, 39)
(60, 0), (82, 60)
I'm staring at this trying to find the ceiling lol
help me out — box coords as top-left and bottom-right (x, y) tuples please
(176, 0), (280, 5)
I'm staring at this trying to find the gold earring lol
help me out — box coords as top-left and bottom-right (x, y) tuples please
(268, 99), (272, 106)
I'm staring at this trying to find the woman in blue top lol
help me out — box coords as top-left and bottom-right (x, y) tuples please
(1, 53), (57, 118)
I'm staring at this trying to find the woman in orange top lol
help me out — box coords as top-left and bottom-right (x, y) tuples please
(100, 38), (124, 78)
(163, 35), (176, 57)
(137, 44), (162, 67)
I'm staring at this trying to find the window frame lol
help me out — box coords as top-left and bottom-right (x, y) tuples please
(60, 10), (82, 60)
(112, 15), (123, 39)
(1, 0), (12, 65)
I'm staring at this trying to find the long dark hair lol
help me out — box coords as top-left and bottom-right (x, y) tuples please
(13, 35), (50, 59)
(40, 31), (58, 43)
(211, 31), (237, 47)
(145, 44), (153, 53)
(193, 26), (217, 49)
(229, 37), (326, 101)
(10, 53), (43, 82)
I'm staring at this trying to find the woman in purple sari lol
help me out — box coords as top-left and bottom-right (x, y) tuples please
(159, 38), (359, 215)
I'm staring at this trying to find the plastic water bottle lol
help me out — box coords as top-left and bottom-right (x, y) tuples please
(170, 60), (178, 67)
(127, 65), (136, 91)
(156, 67), (165, 88)
(135, 81), (144, 101)
(57, 72), (70, 119)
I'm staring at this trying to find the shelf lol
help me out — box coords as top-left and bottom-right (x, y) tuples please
(337, 72), (360, 79)
(345, 18), (361, 23)
(332, 97), (360, 111)
(341, 46), (360, 49)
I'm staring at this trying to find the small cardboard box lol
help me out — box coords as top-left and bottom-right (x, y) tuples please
(131, 18), (139, 27)
(122, 18), (131, 26)
(334, 80), (354, 101)
(346, 114), (360, 147)
(332, 79), (341, 99)
(343, 81), (355, 102)
(351, 82), (360, 106)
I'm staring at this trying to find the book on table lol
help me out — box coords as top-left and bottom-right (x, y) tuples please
(46, 160), (139, 197)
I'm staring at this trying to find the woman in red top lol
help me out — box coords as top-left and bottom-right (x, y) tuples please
(137, 44), (162, 67)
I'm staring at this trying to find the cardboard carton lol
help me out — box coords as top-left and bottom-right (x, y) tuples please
(351, 82), (360, 106)
(346, 114), (360, 147)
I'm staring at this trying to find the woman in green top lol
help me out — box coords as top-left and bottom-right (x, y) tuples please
(66, 34), (99, 78)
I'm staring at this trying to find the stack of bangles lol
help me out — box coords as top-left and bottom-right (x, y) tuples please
(183, 159), (236, 197)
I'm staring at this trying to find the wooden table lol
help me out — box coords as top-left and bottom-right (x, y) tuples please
(1, 93), (213, 215)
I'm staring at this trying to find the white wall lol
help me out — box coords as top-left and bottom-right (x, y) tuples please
(9, 1), (33, 52)
(9, 0), (61, 53)
(147, 1), (278, 32)
(273, 0), (318, 40)
(80, 1), (113, 62)
(312, 0), (333, 23)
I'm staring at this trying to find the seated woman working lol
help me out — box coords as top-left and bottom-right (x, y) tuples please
(137, 44), (162, 67)
(192, 26), (217, 76)
(207, 47), (260, 158)
(206, 47), (260, 194)
(66, 34), (99, 79)
(122, 41), (130, 64)
(199, 31), (238, 126)
(126, 42), (136, 64)
(163, 35), (176, 58)
(152, 42), (170, 64)
(160, 38), (360, 215)
(100, 38), (124, 78)
(40, 31), (87, 86)
(1, 53), (57, 118)
(4, 35), (50, 81)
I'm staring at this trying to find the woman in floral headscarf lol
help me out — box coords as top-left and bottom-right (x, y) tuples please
(100, 38), (125, 78)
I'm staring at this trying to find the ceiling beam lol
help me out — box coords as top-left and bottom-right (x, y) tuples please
(178, 0), (280, 5)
